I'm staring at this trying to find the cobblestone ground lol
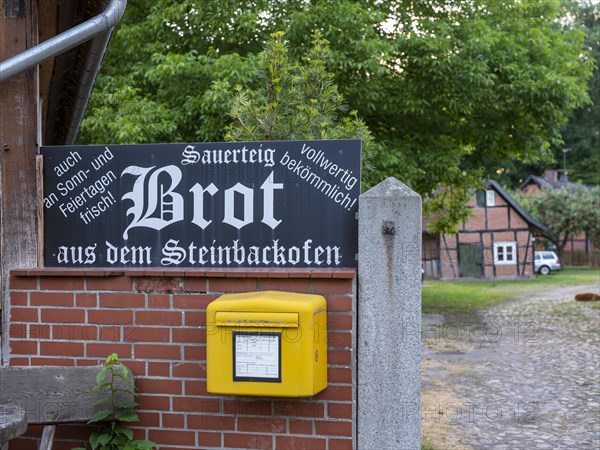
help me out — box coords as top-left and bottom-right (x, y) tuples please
(422, 284), (600, 450)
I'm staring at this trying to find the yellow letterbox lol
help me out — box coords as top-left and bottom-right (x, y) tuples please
(206, 291), (327, 397)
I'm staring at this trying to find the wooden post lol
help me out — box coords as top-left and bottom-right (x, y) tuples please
(0, 0), (40, 363)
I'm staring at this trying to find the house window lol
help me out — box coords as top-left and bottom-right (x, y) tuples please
(494, 241), (517, 265)
(476, 191), (486, 207)
(486, 190), (495, 207)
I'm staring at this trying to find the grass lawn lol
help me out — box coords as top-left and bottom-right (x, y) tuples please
(422, 267), (599, 315)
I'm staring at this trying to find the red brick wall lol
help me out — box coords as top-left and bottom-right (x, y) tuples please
(487, 207), (509, 230)
(8, 268), (356, 450)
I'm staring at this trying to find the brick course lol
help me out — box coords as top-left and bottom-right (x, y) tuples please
(8, 269), (356, 450)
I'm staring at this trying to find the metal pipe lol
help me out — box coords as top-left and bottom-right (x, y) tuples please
(64, 29), (112, 144)
(0, 0), (127, 83)
(65, 0), (115, 144)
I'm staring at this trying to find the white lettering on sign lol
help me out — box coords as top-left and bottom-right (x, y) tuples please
(188, 182), (218, 229)
(106, 241), (152, 265)
(300, 144), (358, 190)
(159, 238), (341, 267)
(121, 166), (283, 238)
(223, 182), (254, 229)
(260, 172), (283, 229)
(44, 148), (118, 226)
(279, 149), (358, 211)
(121, 165), (184, 239)
(181, 144), (276, 167)
(57, 244), (97, 264)
(53, 150), (82, 177)
(42, 141), (360, 268)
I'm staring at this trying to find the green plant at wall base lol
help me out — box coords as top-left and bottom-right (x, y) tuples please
(73, 353), (154, 450)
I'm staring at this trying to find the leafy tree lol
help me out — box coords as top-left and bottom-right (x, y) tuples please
(556, 0), (600, 186)
(494, 0), (599, 189)
(79, 0), (593, 231)
(517, 186), (600, 259)
(225, 31), (374, 173)
(582, 187), (600, 250)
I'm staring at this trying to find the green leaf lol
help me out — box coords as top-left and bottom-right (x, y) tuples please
(116, 411), (140, 422)
(95, 366), (108, 385)
(89, 431), (101, 449)
(91, 398), (112, 407)
(116, 401), (139, 409)
(92, 382), (113, 392)
(113, 371), (135, 383)
(87, 410), (112, 424)
(120, 364), (130, 377)
(131, 440), (155, 450)
(114, 426), (134, 440)
(112, 434), (129, 445)
(97, 433), (112, 446)
(112, 387), (135, 395)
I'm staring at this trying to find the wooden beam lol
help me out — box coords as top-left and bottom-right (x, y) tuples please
(37, 155), (45, 266)
(0, 366), (134, 423)
(0, 0), (40, 362)
(522, 231), (532, 276)
(39, 425), (56, 450)
(441, 234), (457, 278)
(39, 0), (58, 144)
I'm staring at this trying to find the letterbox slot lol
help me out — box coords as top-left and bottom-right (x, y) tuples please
(215, 311), (298, 328)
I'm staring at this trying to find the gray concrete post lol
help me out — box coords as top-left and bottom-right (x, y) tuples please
(357, 177), (421, 449)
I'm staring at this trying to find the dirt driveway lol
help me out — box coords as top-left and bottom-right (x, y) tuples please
(421, 284), (600, 450)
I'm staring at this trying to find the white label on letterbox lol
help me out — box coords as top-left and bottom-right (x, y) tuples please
(233, 332), (281, 382)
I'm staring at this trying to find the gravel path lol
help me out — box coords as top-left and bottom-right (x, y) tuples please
(422, 284), (600, 450)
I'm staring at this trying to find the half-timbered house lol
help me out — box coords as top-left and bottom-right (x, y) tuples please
(423, 181), (547, 279)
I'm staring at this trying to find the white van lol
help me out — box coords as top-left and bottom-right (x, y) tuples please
(534, 251), (561, 275)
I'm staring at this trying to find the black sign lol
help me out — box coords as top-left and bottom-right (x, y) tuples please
(41, 140), (360, 268)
